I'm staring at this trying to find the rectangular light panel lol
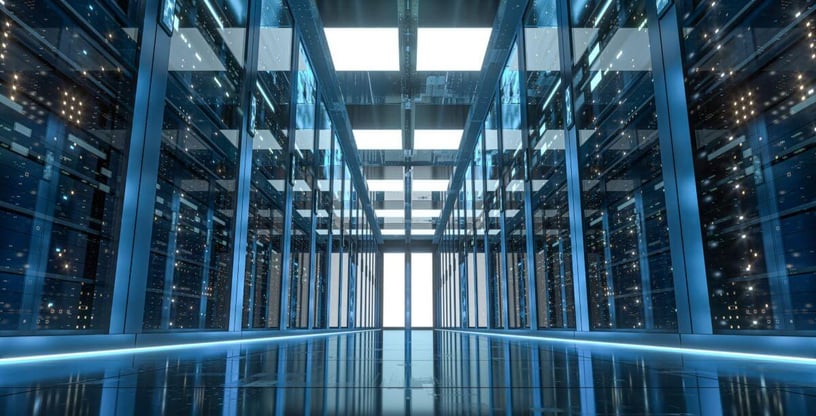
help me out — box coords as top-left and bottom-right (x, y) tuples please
(412, 179), (449, 192)
(354, 129), (403, 150)
(417, 28), (492, 71)
(324, 28), (400, 71)
(376, 209), (441, 218)
(366, 179), (403, 192)
(414, 129), (463, 150)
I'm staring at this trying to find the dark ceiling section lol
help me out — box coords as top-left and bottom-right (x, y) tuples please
(413, 72), (482, 104)
(335, 72), (402, 105)
(418, 0), (501, 27)
(348, 104), (402, 129)
(314, 0), (399, 27)
(415, 104), (469, 129)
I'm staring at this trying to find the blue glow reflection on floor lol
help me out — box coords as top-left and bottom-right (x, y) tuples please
(0, 330), (372, 366)
(446, 328), (816, 365)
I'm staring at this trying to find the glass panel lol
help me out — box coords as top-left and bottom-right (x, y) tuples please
(465, 163), (478, 328)
(681, 1), (816, 332)
(144, 0), (247, 330)
(524, 0), (575, 329)
(243, 0), (292, 329)
(286, 43), (316, 329)
(485, 101), (504, 328)
(571, 0), (676, 331)
(501, 41), (530, 329)
(472, 135), (489, 328)
(0, 0), (142, 332)
(313, 102), (332, 329)
(329, 142), (344, 328)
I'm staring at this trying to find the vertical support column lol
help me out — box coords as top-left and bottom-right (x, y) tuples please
(556, 0), (590, 332)
(470, 164), (481, 328)
(480, 134), (495, 329)
(109, 0), (171, 334)
(278, 33), (301, 331)
(225, 0), (263, 332)
(347, 203), (358, 328)
(306, 98), (321, 329)
(459, 193), (469, 328)
(322, 135), (336, 329)
(516, 25), (539, 330)
(403, 152), (414, 416)
(646, 1), (712, 334)
(335, 165), (346, 329)
(494, 98), (511, 329)
(405, 166), (412, 330)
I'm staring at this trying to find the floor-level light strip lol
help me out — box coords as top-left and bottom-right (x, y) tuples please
(0, 329), (373, 366)
(442, 329), (816, 366)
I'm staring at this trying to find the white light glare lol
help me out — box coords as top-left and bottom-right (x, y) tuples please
(414, 129), (463, 150)
(417, 28), (492, 71)
(445, 329), (816, 366)
(367, 179), (448, 192)
(324, 28), (400, 71)
(353, 129), (402, 150)
(412, 179), (449, 192)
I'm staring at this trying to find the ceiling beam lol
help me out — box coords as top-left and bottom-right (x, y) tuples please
(433, 0), (529, 243)
(288, 0), (384, 243)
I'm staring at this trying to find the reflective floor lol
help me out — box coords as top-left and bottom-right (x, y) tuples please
(1, 330), (815, 415)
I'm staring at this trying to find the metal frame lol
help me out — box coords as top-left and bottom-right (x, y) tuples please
(227, 0), (264, 332)
(109, 0), (172, 334)
(434, 0), (531, 242)
(288, 0), (383, 243)
(516, 24), (539, 330)
(646, 0), (712, 334)
(555, 0), (590, 332)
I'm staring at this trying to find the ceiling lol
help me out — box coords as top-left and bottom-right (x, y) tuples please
(314, 0), (502, 239)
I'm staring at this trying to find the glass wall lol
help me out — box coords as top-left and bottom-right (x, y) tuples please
(484, 101), (505, 329)
(500, 41), (530, 329)
(680, 0), (816, 332)
(314, 103), (332, 329)
(0, 0), (381, 336)
(525, 0), (575, 329)
(142, 0), (248, 330)
(286, 43), (316, 329)
(435, 0), (816, 340)
(571, 0), (676, 331)
(0, 0), (143, 332)
(242, 0), (292, 329)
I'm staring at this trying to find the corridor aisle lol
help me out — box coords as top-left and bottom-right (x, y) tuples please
(1, 330), (815, 414)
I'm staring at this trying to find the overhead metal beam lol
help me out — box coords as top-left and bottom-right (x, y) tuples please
(288, 0), (383, 243)
(433, 0), (529, 242)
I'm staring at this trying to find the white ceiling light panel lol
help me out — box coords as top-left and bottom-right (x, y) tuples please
(353, 129), (403, 150)
(417, 28), (492, 71)
(413, 129), (463, 150)
(324, 28), (400, 71)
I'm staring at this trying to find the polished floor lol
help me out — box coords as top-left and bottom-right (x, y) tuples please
(1, 330), (815, 415)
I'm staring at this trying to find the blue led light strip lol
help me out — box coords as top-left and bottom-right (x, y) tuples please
(0, 330), (372, 366)
(442, 329), (816, 366)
